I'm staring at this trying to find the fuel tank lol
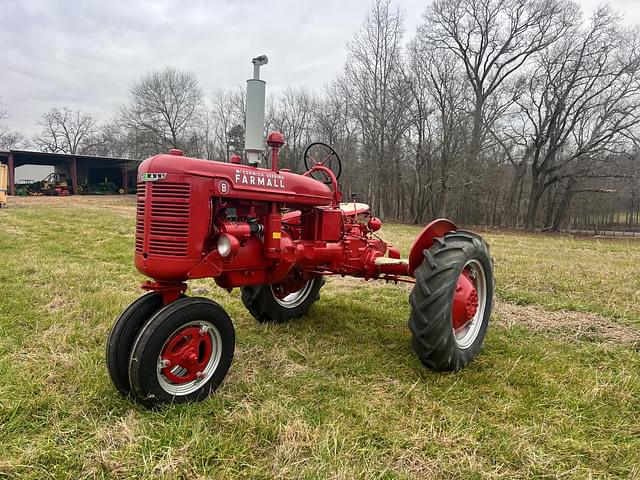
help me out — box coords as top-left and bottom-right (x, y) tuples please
(138, 153), (332, 208)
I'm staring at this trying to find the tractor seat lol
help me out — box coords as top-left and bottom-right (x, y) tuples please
(339, 202), (370, 216)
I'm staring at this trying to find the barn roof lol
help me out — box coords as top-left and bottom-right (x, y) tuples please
(0, 149), (140, 167)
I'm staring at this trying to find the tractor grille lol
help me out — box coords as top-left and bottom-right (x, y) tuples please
(135, 182), (146, 253)
(135, 181), (191, 257)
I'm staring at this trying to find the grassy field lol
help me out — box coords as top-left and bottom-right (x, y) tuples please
(0, 197), (639, 479)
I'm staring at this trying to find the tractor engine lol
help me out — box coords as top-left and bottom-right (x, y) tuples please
(134, 147), (391, 291)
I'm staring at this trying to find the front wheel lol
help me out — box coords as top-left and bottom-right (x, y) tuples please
(241, 276), (325, 323)
(128, 297), (235, 408)
(408, 231), (494, 371)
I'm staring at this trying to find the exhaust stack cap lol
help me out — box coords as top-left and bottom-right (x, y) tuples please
(252, 55), (268, 79)
(245, 54), (269, 167)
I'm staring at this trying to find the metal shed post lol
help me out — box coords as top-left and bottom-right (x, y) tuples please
(7, 153), (15, 196)
(70, 157), (78, 194)
(122, 165), (129, 194)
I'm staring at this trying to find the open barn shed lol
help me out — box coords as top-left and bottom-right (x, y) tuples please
(0, 150), (140, 195)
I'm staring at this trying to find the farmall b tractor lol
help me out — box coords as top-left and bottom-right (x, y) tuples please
(106, 56), (494, 408)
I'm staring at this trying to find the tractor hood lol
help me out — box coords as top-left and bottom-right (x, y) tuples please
(138, 153), (333, 208)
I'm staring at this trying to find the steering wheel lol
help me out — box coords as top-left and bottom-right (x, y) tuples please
(303, 142), (342, 185)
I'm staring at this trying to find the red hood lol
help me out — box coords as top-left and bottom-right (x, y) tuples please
(138, 154), (332, 208)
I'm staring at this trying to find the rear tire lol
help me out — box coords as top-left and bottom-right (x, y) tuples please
(408, 231), (494, 371)
(241, 276), (325, 323)
(128, 297), (235, 408)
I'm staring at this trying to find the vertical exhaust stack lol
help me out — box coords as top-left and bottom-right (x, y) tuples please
(245, 55), (268, 167)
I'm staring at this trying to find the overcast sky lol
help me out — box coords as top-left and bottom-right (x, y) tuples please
(2, 0), (640, 139)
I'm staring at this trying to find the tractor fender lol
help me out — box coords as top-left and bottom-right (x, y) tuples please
(407, 218), (457, 276)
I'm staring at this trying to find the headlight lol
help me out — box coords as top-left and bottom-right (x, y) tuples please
(217, 234), (232, 257)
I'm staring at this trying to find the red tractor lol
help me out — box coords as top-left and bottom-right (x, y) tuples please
(106, 56), (494, 408)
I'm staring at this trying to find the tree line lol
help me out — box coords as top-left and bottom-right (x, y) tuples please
(2, 0), (640, 232)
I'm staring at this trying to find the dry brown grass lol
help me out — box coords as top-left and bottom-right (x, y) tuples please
(494, 302), (640, 346)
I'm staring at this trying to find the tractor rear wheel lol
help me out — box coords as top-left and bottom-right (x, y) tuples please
(408, 231), (493, 371)
(241, 276), (325, 323)
(106, 292), (164, 396)
(128, 297), (235, 408)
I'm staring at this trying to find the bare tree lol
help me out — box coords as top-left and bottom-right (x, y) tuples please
(342, 0), (411, 218)
(88, 120), (134, 158)
(268, 87), (317, 171)
(122, 68), (202, 153)
(405, 41), (471, 222)
(504, 7), (640, 229)
(420, 0), (577, 167)
(312, 82), (360, 194)
(207, 88), (245, 161)
(34, 107), (97, 154)
(0, 130), (26, 150)
(0, 100), (26, 149)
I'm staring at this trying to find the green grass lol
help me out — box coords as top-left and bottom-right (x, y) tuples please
(1, 198), (639, 479)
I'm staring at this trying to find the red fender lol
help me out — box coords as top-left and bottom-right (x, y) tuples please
(407, 218), (457, 276)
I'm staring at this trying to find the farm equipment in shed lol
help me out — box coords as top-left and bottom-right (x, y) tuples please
(25, 173), (69, 196)
(106, 56), (494, 408)
(87, 178), (125, 195)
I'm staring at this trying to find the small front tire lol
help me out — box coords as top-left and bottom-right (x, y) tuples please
(106, 292), (164, 396)
(128, 297), (235, 408)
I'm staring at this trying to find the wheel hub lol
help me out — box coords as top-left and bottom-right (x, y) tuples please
(271, 280), (306, 300)
(452, 269), (479, 330)
(159, 325), (213, 384)
(270, 278), (315, 308)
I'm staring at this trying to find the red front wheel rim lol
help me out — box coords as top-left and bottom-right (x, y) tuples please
(157, 320), (222, 396)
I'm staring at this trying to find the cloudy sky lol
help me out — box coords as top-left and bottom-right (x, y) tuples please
(2, 0), (640, 139)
